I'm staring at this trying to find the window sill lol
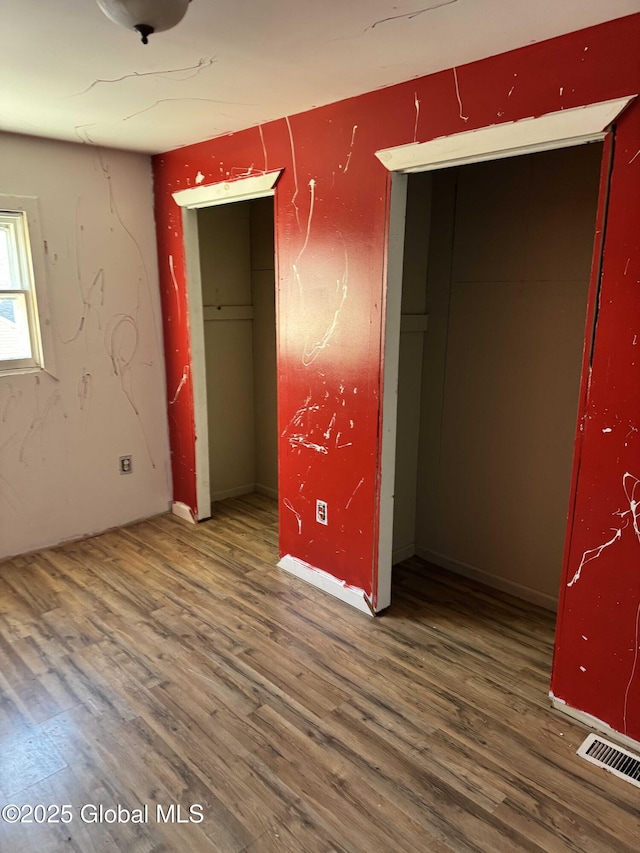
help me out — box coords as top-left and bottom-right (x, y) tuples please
(0, 365), (58, 380)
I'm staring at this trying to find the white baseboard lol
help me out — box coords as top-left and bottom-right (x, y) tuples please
(415, 547), (558, 612)
(392, 543), (416, 564)
(278, 554), (374, 616)
(172, 501), (197, 523)
(550, 694), (640, 753)
(211, 483), (255, 502)
(255, 483), (278, 499)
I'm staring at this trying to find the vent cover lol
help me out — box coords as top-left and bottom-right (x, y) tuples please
(578, 733), (640, 788)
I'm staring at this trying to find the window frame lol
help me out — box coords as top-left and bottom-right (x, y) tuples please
(0, 195), (55, 377)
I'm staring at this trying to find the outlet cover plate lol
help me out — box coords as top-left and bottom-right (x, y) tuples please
(316, 499), (328, 525)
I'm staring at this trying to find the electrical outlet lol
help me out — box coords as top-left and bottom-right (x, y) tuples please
(316, 499), (328, 525)
(119, 455), (133, 475)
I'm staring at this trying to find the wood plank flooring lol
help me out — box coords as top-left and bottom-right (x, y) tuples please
(0, 493), (638, 852)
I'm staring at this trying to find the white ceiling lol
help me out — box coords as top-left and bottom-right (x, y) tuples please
(2, 0), (639, 155)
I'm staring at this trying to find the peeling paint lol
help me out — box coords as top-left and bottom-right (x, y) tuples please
(78, 370), (92, 412)
(345, 477), (365, 509)
(453, 66), (469, 122)
(105, 313), (156, 468)
(61, 268), (105, 344)
(169, 255), (182, 324)
(303, 241), (348, 366)
(323, 412), (336, 440)
(567, 526), (624, 588)
(343, 125), (358, 173)
(230, 165), (256, 178)
(282, 394), (321, 436)
(285, 116), (301, 229)
(98, 152), (161, 354)
(170, 366), (189, 405)
(567, 472), (640, 587)
(258, 125), (268, 173)
(294, 179), (316, 276)
(288, 435), (329, 454)
(283, 498), (303, 533)
(152, 16), (640, 737)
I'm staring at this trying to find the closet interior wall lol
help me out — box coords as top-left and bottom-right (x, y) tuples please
(197, 198), (277, 503)
(393, 143), (603, 608)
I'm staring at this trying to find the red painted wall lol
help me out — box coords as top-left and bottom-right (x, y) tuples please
(154, 14), (640, 739)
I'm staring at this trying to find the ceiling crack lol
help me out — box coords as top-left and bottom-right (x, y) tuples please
(74, 123), (98, 145)
(70, 57), (216, 97)
(121, 97), (258, 123)
(366, 0), (459, 32)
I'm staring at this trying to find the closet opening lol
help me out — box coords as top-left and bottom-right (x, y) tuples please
(195, 196), (278, 531)
(391, 141), (604, 612)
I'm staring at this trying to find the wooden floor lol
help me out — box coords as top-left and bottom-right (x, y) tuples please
(0, 494), (639, 852)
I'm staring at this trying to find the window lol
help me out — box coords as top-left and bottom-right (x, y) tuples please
(0, 196), (52, 375)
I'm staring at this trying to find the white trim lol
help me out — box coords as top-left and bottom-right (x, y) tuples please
(278, 554), (373, 616)
(551, 694), (640, 754)
(376, 173), (408, 612)
(176, 171), (282, 522)
(375, 97), (634, 174)
(0, 195), (57, 378)
(181, 207), (211, 521)
(376, 96), (634, 617)
(211, 483), (255, 502)
(172, 500), (196, 523)
(173, 170), (283, 209)
(392, 544), (416, 565)
(416, 547), (558, 611)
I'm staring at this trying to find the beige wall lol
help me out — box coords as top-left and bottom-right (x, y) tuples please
(198, 198), (277, 502)
(199, 204), (252, 307)
(409, 143), (602, 607)
(0, 134), (171, 559)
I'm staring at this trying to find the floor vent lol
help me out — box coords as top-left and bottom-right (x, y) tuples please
(578, 733), (640, 788)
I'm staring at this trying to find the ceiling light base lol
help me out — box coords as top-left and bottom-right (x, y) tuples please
(95, 0), (191, 43)
(134, 24), (155, 44)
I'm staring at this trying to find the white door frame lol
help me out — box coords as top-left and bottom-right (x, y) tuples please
(374, 96), (634, 611)
(172, 170), (283, 520)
